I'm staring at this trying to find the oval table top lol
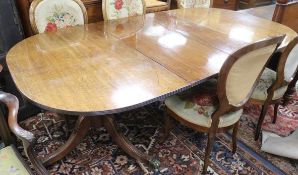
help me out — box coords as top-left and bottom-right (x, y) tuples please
(6, 8), (297, 115)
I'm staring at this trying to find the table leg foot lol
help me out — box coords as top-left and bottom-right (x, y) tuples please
(103, 116), (160, 171)
(42, 116), (91, 166)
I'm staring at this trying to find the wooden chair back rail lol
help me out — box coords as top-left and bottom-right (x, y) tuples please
(273, 0), (298, 33)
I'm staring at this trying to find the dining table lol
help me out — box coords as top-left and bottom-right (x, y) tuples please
(6, 8), (297, 169)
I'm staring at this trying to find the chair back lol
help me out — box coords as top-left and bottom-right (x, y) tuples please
(275, 36), (298, 86)
(177, 0), (213, 9)
(102, 0), (146, 20)
(217, 36), (285, 108)
(29, 0), (88, 34)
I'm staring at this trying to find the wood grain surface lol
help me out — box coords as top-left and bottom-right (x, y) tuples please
(6, 8), (297, 115)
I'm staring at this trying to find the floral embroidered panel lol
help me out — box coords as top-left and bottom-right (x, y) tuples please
(0, 146), (30, 175)
(178, 0), (211, 8)
(34, 0), (85, 33)
(104, 0), (145, 20)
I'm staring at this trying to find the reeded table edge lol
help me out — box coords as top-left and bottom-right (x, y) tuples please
(12, 73), (217, 116)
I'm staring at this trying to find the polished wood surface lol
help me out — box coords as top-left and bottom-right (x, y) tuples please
(7, 8), (297, 116)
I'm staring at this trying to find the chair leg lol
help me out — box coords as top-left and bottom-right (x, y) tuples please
(232, 121), (239, 154)
(160, 109), (172, 143)
(255, 103), (269, 140)
(273, 103), (280, 124)
(283, 71), (298, 105)
(203, 131), (216, 174)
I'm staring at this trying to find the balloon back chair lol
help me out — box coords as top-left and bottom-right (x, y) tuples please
(0, 91), (48, 175)
(29, 0), (88, 34)
(162, 35), (285, 174)
(250, 36), (298, 140)
(177, 0), (213, 8)
(102, 0), (146, 20)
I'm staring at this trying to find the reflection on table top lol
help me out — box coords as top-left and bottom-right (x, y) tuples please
(6, 8), (297, 115)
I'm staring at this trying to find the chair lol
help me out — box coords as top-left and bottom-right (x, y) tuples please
(162, 35), (284, 174)
(29, 0), (88, 34)
(0, 91), (48, 175)
(145, 0), (171, 13)
(102, 0), (146, 20)
(176, 0), (213, 8)
(250, 36), (298, 140)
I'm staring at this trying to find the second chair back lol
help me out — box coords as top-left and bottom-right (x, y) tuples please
(177, 0), (213, 9)
(278, 36), (298, 83)
(102, 0), (146, 20)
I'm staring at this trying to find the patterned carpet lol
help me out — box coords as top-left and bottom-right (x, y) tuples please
(15, 86), (298, 175)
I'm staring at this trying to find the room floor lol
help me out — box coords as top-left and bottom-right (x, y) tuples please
(7, 85), (296, 175)
(0, 87), (297, 175)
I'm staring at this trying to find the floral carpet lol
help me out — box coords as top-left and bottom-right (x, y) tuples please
(16, 87), (298, 175)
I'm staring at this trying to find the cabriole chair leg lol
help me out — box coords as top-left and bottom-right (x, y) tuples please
(232, 121), (239, 154)
(203, 132), (216, 174)
(255, 103), (269, 140)
(273, 102), (280, 124)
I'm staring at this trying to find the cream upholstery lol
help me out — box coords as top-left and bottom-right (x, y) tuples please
(251, 68), (288, 100)
(177, 0), (212, 9)
(103, 0), (145, 20)
(226, 45), (277, 106)
(0, 146), (30, 175)
(284, 44), (298, 82)
(165, 79), (243, 128)
(145, 0), (168, 8)
(31, 0), (87, 33)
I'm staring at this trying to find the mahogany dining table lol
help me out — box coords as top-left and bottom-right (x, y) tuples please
(6, 8), (297, 169)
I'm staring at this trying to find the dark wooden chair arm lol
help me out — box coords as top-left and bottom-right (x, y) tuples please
(0, 91), (35, 148)
(0, 91), (49, 174)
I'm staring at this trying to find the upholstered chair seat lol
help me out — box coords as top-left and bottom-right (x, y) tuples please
(165, 80), (243, 128)
(251, 68), (288, 100)
(30, 0), (88, 34)
(145, 0), (169, 13)
(0, 146), (31, 175)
